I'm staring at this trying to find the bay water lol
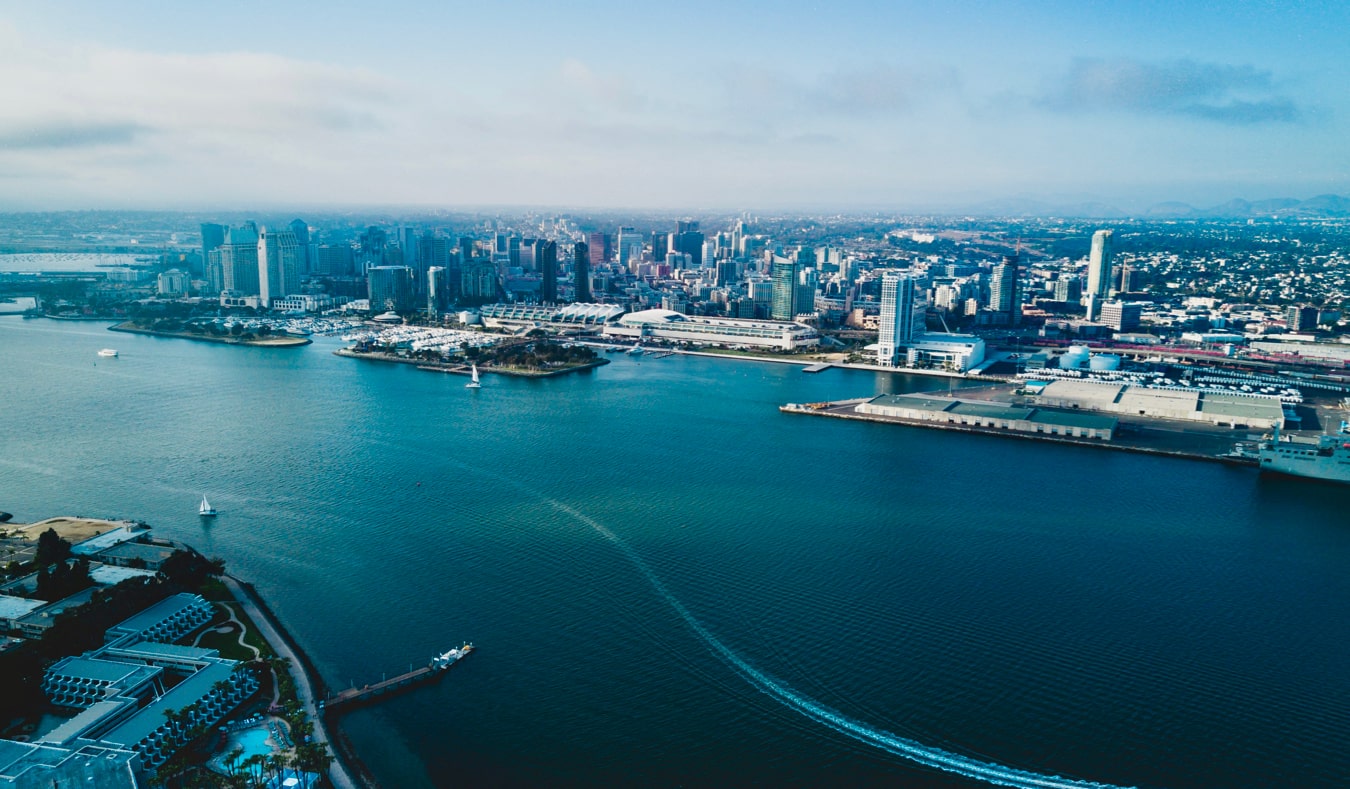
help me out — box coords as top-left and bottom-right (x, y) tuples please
(1, 318), (1346, 788)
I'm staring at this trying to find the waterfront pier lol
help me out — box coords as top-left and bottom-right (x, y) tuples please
(326, 645), (475, 712)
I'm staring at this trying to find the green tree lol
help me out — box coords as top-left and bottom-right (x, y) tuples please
(34, 527), (71, 566)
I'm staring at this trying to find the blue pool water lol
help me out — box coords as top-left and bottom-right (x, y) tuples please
(210, 726), (273, 772)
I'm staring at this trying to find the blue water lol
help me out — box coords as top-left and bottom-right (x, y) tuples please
(209, 726), (273, 772)
(2, 317), (1348, 788)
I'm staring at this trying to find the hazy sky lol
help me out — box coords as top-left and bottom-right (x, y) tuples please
(2, 1), (1348, 211)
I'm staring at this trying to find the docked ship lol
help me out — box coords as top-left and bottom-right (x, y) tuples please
(1257, 423), (1350, 484)
(431, 643), (474, 670)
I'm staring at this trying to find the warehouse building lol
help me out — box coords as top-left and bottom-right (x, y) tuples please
(1029, 379), (1285, 429)
(857, 394), (1118, 439)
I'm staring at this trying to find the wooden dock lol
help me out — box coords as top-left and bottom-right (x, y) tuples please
(326, 645), (474, 711)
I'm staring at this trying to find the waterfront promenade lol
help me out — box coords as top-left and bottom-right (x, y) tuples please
(221, 575), (359, 789)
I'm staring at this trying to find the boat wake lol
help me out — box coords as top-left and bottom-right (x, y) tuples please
(541, 496), (1134, 789)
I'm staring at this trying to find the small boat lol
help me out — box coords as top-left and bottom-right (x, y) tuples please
(98, 349), (119, 357)
(198, 496), (218, 517)
(466, 364), (482, 389)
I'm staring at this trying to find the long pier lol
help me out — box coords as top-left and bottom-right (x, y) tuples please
(325, 645), (475, 712)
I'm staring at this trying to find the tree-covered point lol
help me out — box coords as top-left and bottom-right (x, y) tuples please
(494, 341), (598, 371)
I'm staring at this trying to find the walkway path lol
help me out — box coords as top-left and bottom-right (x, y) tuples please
(220, 575), (358, 789)
(192, 603), (262, 661)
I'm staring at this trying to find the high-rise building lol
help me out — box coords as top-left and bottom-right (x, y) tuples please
(795, 268), (818, 318)
(220, 224), (260, 295)
(427, 266), (448, 317)
(358, 227), (387, 275)
(878, 274), (918, 366)
(573, 242), (591, 303)
(672, 221), (704, 269)
(616, 227), (643, 270)
(1086, 229), (1114, 319)
(990, 254), (1021, 325)
(539, 240), (558, 303)
(461, 260), (498, 303)
(769, 255), (799, 321)
(1100, 301), (1142, 332)
(200, 223), (225, 272)
(1287, 304), (1320, 332)
(586, 232), (606, 268)
(715, 259), (738, 287)
(517, 239), (538, 272)
(257, 228), (300, 309)
(368, 266), (414, 313)
(314, 245), (354, 277)
(288, 219), (310, 273)
(1054, 275), (1082, 304)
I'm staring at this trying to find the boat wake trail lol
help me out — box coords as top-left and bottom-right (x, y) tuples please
(544, 498), (1135, 789)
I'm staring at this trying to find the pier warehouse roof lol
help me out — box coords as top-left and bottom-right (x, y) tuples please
(857, 394), (1117, 439)
(1031, 379), (1285, 429)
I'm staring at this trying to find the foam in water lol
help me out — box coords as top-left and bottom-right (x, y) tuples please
(544, 497), (1135, 789)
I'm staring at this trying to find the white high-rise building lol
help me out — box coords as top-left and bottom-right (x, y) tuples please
(877, 273), (918, 366)
(258, 228), (300, 309)
(1086, 229), (1114, 320)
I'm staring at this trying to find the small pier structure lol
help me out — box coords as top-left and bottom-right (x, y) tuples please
(326, 644), (474, 711)
(802, 362), (832, 373)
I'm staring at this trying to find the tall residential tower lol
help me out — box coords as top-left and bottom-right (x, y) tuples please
(1086, 229), (1114, 320)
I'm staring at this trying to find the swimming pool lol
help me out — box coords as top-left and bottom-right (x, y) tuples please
(208, 725), (274, 773)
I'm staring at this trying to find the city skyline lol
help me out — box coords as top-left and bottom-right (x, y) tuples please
(1, 1), (1348, 210)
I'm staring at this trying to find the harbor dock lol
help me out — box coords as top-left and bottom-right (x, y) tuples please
(783, 396), (1263, 468)
(326, 644), (475, 712)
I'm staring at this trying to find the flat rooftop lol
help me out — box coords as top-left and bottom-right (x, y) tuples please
(48, 656), (159, 685)
(864, 393), (1117, 431)
(96, 660), (235, 749)
(105, 593), (204, 640)
(0, 594), (45, 621)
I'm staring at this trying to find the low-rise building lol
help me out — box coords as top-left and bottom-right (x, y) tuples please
(1, 593), (258, 785)
(1030, 379), (1285, 429)
(856, 394), (1117, 439)
(603, 308), (820, 350)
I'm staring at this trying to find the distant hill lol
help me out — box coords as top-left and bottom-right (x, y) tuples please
(964, 193), (1350, 219)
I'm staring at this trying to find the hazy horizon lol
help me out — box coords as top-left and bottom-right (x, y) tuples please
(3, 1), (1348, 211)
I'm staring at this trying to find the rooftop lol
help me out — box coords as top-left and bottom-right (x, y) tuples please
(96, 660), (236, 749)
(48, 655), (159, 685)
(90, 565), (157, 586)
(104, 593), (205, 641)
(71, 526), (148, 556)
(0, 594), (45, 621)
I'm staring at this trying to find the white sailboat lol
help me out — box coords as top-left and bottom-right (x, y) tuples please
(465, 363), (482, 389)
(198, 496), (217, 517)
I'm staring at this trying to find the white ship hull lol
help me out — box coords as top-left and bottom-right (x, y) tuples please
(1258, 435), (1350, 484)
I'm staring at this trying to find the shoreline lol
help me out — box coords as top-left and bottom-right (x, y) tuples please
(336, 346), (609, 377)
(578, 341), (1012, 381)
(109, 322), (312, 347)
(221, 575), (371, 789)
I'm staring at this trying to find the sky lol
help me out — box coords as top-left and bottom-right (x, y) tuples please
(1, 0), (1349, 212)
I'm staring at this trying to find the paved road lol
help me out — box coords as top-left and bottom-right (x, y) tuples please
(221, 575), (359, 789)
